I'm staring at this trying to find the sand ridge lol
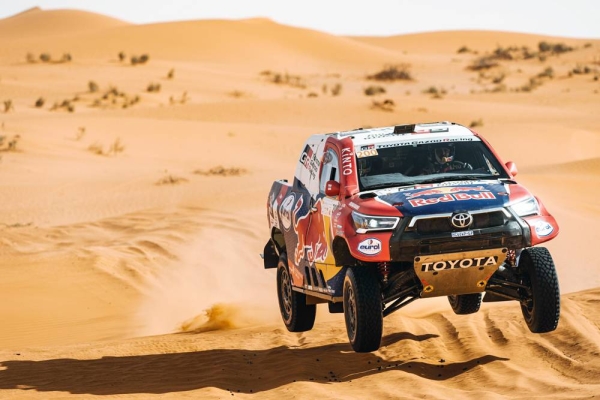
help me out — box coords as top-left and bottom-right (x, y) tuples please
(0, 7), (599, 399)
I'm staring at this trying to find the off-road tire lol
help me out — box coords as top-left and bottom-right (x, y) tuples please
(448, 293), (482, 315)
(276, 253), (316, 332)
(343, 267), (383, 352)
(518, 247), (560, 333)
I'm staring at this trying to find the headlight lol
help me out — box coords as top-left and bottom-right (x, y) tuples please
(510, 197), (539, 217)
(352, 211), (400, 233)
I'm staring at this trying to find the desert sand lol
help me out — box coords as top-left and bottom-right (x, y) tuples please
(0, 7), (599, 399)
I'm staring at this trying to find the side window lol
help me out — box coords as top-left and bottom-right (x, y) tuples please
(319, 149), (340, 194)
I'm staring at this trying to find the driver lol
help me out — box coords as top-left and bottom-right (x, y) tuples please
(431, 144), (472, 173)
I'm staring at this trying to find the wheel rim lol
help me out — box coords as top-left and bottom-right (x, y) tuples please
(346, 285), (357, 339)
(280, 268), (293, 319)
(520, 272), (535, 322)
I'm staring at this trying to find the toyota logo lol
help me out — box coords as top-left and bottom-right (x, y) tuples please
(451, 212), (473, 228)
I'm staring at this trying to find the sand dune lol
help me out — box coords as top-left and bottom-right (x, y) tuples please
(0, 7), (599, 399)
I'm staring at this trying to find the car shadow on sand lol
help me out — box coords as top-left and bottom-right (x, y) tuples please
(0, 332), (508, 396)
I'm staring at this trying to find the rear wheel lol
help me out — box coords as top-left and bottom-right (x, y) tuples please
(448, 293), (482, 315)
(343, 267), (383, 352)
(276, 253), (316, 332)
(518, 247), (560, 333)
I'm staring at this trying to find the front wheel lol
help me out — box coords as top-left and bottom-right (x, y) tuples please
(448, 293), (482, 315)
(518, 247), (560, 333)
(343, 267), (383, 352)
(276, 253), (316, 332)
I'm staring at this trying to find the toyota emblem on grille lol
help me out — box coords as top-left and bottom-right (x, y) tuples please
(451, 212), (473, 228)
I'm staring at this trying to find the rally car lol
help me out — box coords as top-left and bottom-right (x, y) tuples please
(263, 121), (560, 352)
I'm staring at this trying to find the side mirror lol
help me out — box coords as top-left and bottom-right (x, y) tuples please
(325, 180), (340, 197)
(505, 161), (518, 177)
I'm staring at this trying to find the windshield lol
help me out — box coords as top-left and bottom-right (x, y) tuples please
(357, 140), (509, 191)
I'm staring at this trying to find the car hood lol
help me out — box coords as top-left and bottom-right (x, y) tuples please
(374, 180), (510, 216)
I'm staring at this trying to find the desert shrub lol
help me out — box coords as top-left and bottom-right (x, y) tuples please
(88, 81), (99, 93)
(367, 64), (412, 81)
(61, 53), (72, 62)
(108, 138), (125, 155)
(146, 83), (161, 92)
(469, 119), (484, 128)
(3, 100), (14, 113)
(330, 83), (342, 96)
(130, 56), (139, 65)
(468, 56), (499, 71)
(156, 175), (189, 185)
(35, 97), (45, 108)
(538, 41), (574, 54)
(423, 86), (447, 98)
(228, 90), (245, 98)
(169, 92), (189, 105)
(492, 73), (506, 84)
(519, 77), (542, 92)
(538, 67), (554, 79)
(307, 92), (318, 98)
(371, 99), (395, 112)
(571, 64), (592, 74)
(39, 53), (51, 62)
(193, 166), (248, 177)
(138, 54), (149, 64)
(76, 127), (86, 141)
(364, 85), (386, 96)
(26, 53), (36, 63)
(87, 143), (104, 155)
(118, 51), (126, 62)
(260, 71), (306, 88)
(167, 68), (175, 79)
(457, 46), (471, 54)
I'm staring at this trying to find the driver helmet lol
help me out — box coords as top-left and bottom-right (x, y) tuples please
(433, 144), (455, 164)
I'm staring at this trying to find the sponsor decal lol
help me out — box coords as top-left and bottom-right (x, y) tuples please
(414, 128), (450, 133)
(534, 221), (554, 237)
(341, 148), (353, 176)
(300, 144), (320, 180)
(451, 230), (474, 238)
(376, 137), (476, 149)
(279, 194), (295, 230)
(408, 191), (495, 207)
(269, 194), (279, 228)
(421, 255), (498, 272)
(358, 238), (382, 255)
(407, 186), (486, 199)
(348, 202), (360, 211)
(356, 148), (378, 158)
(360, 144), (375, 151)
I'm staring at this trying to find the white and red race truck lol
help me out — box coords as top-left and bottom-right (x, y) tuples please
(264, 121), (560, 352)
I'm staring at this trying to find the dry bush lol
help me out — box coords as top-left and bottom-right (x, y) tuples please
(193, 166), (248, 177)
(370, 99), (395, 112)
(260, 70), (306, 88)
(467, 56), (499, 71)
(227, 90), (246, 98)
(330, 83), (343, 96)
(423, 86), (447, 98)
(76, 127), (86, 141)
(169, 92), (189, 105)
(364, 85), (386, 96)
(537, 67), (554, 79)
(118, 52), (126, 62)
(0, 135), (20, 152)
(570, 64), (593, 75)
(538, 41), (574, 54)
(518, 77), (543, 92)
(60, 53), (72, 63)
(138, 54), (149, 64)
(3, 100), (14, 113)
(34, 97), (45, 108)
(156, 175), (189, 185)
(87, 143), (104, 155)
(108, 138), (125, 155)
(39, 53), (51, 62)
(367, 64), (413, 81)
(457, 46), (471, 54)
(146, 83), (161, 92)
(469, 119), (484, 128)
(26, 53), (36, 63)
(88, 81), (99, 93)
(307, 92), (318, 98)
(167, 68), (175, 79)
(50, 99), (74, 112)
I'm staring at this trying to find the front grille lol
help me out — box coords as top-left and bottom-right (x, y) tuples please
(415, 211), (505, 235)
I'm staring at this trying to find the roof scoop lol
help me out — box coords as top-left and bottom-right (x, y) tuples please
(393, 124), (415, 134)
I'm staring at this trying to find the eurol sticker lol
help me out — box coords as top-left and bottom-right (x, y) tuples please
(535, 221), (554, 237)
(358, 238), (382, 255)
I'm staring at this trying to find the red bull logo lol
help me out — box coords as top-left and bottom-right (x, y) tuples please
(294, 199), (329, 266)
(409, 191), (495, 207)
(406, 186), (486, 199)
